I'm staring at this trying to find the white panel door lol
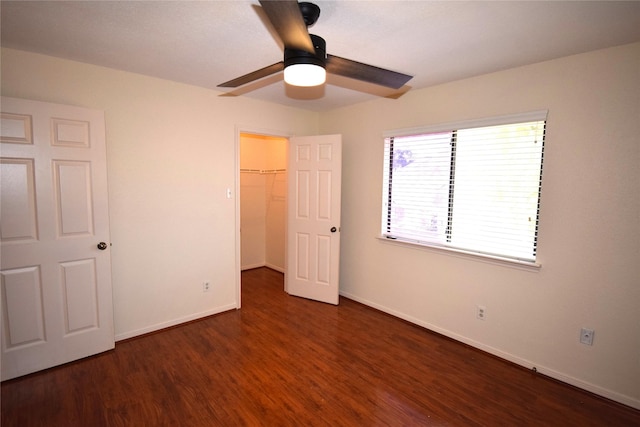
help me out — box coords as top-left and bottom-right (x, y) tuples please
(0, 97), (114, 380)
(286, 134), (341, 305)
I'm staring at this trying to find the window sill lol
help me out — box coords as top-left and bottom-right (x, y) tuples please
(376, 235), (541, 272)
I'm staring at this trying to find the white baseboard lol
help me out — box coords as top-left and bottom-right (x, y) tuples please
(339, 290), (640, 411)
(241, 262), (265, 271)
(241, 262), (284, 273)
(114, 303), (237, 342)
(265, 263), (285, 273)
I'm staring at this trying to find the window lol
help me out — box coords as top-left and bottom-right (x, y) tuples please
(382, 111), (547, 264)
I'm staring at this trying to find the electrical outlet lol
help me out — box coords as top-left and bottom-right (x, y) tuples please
(580, 328), (594, 346)
(203, 281), (211, 292)
(476, 305), (486, 320)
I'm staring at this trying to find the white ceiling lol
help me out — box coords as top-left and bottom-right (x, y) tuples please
(2, 1), (640, 112)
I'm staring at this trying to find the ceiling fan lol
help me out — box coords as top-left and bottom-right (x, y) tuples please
(218, 0), (413, 97)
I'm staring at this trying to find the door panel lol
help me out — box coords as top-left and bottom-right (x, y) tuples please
(0, 158), (38, 241)
(316, 235), (331, 283)
(51, 118), (90, 147)
(54, 160), (94, 236)
(295, 233), (310, 280)
(0, 112), (32, 144)
(296, 170), (310, 218)
(0, 97), (114, 380)
(317, 170), (332, 219)
(60, 258), (99, 333)
(1, 266), (45, 348)
(286, 135), (341, 305)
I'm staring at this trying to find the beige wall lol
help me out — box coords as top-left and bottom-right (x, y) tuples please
(319, 42), (640, 408)
(264, 138), (287, 271)
(240, 134), (287, 272)
(0, 47), (318, 340)
(2, 42), (639, 408)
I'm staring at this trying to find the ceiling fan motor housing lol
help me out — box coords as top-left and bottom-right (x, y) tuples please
(284, 34), (326, 68)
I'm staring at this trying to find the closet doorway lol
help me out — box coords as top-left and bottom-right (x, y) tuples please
(239, 133), (288, 275)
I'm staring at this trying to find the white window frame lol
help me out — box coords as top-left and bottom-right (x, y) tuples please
(380, 111), (548, 269)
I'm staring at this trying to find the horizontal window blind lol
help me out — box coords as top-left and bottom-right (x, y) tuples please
(382, 115), (546, 262)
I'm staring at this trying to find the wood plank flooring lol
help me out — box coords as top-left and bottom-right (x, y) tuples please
(2, 267), (639, 426)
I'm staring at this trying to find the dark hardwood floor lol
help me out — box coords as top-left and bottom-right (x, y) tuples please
(2, 267), (639, 426)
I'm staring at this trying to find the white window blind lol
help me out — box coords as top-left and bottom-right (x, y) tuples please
(382, 113), (547, 263)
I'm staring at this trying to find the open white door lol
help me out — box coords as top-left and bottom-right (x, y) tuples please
(0, 97), (115, 380)
(286, 134), (341, 305)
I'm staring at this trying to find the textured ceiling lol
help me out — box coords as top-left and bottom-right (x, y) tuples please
(2, 1), (640, 112)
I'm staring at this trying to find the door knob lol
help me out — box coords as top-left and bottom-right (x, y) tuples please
(97, 242), (108, 250)
(330, 227), (337, 233)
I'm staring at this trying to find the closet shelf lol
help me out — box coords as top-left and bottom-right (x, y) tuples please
(240, 168), (286, 174)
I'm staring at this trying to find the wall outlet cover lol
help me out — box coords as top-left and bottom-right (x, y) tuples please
(580, 328), (594, 346)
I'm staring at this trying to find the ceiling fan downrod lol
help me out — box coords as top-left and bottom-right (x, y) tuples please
(298, 2), (321, 27)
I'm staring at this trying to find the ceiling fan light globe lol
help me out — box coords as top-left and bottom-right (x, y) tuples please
(284, 63), (326, 87)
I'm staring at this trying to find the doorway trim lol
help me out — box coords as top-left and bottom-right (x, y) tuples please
(234, 125), (292, 309)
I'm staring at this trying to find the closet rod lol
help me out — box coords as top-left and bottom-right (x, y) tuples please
(240, 168), (287, 174)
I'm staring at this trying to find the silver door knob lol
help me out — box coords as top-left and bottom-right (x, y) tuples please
(97, 242), (108, 250)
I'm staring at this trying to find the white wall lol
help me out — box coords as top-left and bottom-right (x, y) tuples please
(264, 139), (287, 271)
(0, 48), (318, 340)
(2, 43), (639, 409)
(319, 42), (640, 408)
(239, 168), (267, 269)
(240, 136), (268, 270)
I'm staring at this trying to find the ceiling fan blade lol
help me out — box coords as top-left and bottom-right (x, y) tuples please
(219, 73), (284, 97)
(259, 0), (315, 53)
(326, 74), (412, 99)
(326, 54), (413, 90)
(218, 62), (284, 88)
